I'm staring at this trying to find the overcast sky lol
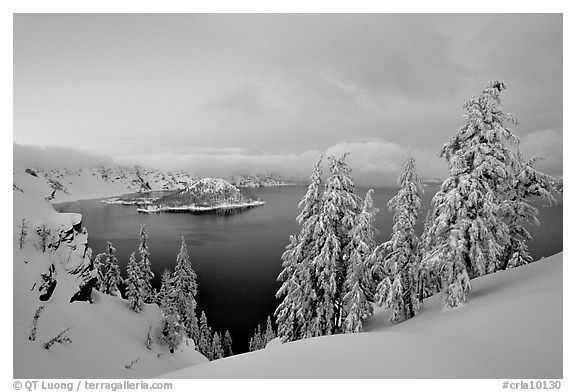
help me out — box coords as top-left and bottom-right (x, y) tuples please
(13, 13), (562, 185)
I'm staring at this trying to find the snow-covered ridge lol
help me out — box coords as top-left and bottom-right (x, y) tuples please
(161, 252), (562, 379)
(13, 188), (208, 378)
(13, 165), (296, 204)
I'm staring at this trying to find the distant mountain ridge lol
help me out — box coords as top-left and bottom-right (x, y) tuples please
(13, 165), (297, 203)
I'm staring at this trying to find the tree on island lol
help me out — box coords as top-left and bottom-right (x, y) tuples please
(372, 155), (424, 323)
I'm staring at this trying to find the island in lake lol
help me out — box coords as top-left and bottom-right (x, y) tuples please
(115, 177), (266, 213)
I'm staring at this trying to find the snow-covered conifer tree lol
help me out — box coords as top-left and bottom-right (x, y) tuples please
(160, 306), (183, 354)
(222, 330), (233, 357)
(138, 225), (155, 303)
(125, 251), (145, 312)
(263, 316), (276, 345)
(501, 153), (559, 269)
(100, 241), (122, 296)
(248, 324), (266, 351)
(423, 81), (518, 307)
(310, 153), (362, 335)
(342, 189), (379, 332)
(171, 237), (199, 343)
(211, 332), (223, 360)
(198, 311), (211, 357)
(275, 155), (324, 342)
(155, 269), (173, 309)
(146, 324), (153, 350)
(18, 218), (29, 250)
(373, 155), (424, 323)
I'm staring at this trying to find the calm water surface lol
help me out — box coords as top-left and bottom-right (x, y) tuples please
(55, 186), (563, 353)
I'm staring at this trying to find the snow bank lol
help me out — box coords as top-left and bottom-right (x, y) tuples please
(161, 253), (562, 378)
(13, 190), (207, 378)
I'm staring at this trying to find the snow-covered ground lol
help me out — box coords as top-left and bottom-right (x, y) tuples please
(13, 188), (207, 379)
(13, 166), (198, 203)
(162, 252), (563, 379)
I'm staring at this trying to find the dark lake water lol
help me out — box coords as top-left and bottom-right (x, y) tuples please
(55, 186), (563, 354)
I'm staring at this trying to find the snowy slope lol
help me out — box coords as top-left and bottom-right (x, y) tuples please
(162, 253), (562, 379)
(13, 166), (296, 204)
(13, 190), (207, 378)
(13, 166), (199, 203)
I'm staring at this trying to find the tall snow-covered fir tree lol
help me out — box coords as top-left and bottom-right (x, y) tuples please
(310, 153), (362, 335)
(138, 225), (155, 303)
(125, 251), (145, 312)
(100, 241), (122, 296)
(423, 81), (520, 308)
(198, 311), (211, 357)
(171, 237), (199, 344)
(263, 316), (276, 345)
(373, 155), (424, 323)
(501, 152), (558, 269)
(211, 332), (224, 360)
(342, 189), (379, 333)
(222, 330), (233, 357)
(275, 154), (324, 342)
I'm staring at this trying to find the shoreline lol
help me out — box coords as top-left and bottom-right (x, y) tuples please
(136, 200), (266, 214)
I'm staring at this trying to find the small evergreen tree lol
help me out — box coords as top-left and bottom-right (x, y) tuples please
(43, 327), (72, 350)
(373, 155), (424, 323)
(36, 225), (51, 253)
(198, 311), (211, 357)
(157, 267), (183, 354)
(18, 218), (29, 250)
(100, 241), (122, 296)
(263, 316), (276, 345)
(222, 330), (233, 357)
(211, 332), (224, 360)
(160, 309), (183, 354)
(146, 324), (153, 350)
(155, 269), (173, 309)
(125, 252), (145, 312)
(172, 237), (199, 344)
(248, 324), (265, 351)
(28, 305), (44, 341)
(138, 225), (155, 303)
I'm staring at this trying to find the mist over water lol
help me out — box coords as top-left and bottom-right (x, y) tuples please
(55, 186), (563, 353)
